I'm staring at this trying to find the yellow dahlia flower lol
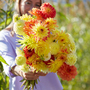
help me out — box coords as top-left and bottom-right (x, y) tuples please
(15, 55), (26, 66)
(20, 14), (33, 21)
(46, 34), (58, 44)
(65, 53), (77, 66)
(56, 53), (67, 62)
(68, 34), (76, 53)
(32, 61), (48, 72)
(50, 42), (60, 55)
(58, 31), (69, 45)
(19, 35), (37, 49)
(32, 23), (49, 40)
(51, 29), (60, 36)
(69, 42), (76, 53)
(20, 64), (30, 73)
(49, 59), (63, 72)
(59, 44), (71, 54)
(28, 54), (48, 72)
(24, 35), (37, 49)
(35, 41), (50, 56)
(28, 54), (38, 64)
(44, 18), (57, 30)
(14, 20), (25, 35)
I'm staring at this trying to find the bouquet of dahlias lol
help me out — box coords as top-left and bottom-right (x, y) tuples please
(14, 2), (78, 90)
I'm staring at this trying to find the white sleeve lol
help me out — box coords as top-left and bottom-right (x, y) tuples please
(0, 33), (16, 77)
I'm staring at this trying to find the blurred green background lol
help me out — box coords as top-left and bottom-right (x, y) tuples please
(0, 0), (90, 90)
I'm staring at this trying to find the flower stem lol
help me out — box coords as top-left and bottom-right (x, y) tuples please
(31, 84), (34, 90)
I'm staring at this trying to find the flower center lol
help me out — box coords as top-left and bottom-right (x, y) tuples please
(28, 49), (31, 52)
(61, 39), (64, 41)
(41, 29), (44, 32)
(67, 68), (71, 72)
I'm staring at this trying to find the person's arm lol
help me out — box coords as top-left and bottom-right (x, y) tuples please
(0, 36), (17, 77)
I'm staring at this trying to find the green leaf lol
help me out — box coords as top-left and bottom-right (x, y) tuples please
(0, 62), (3, 72)
(0, 56), (9, 66)
(0, 9), (6, 14)
(20, 78), (25, 82)
(39, 55), (44, 60)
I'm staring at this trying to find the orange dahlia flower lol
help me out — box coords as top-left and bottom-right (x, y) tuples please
(57, 63), (77, 81)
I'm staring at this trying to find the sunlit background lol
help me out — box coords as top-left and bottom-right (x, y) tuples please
(0, 0), (90, 90)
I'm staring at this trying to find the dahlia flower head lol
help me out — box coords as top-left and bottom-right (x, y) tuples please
(14, 2), (78, 81)
(29, 2), (56, 20)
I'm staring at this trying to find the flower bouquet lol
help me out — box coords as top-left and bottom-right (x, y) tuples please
(13, 2), (78, 90)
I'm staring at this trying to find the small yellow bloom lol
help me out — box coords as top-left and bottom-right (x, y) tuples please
(65, 53), (77, 66)
(70, 42), (76, 53)
(50, 42), (60, 55)
(14, 20), (25, 35)
(15, 55), (26, 66)
(68, 34), (76, 53)
(43, 53), (51, 61)
(20, 64), (30, 73)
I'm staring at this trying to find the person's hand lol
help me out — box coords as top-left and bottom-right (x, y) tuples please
(11, 65), (39, 80)
(21, 71), (48, 80)
(35, 71), (48, 76)
(11, 65), (48, 80)
(20, 71), (40, 80)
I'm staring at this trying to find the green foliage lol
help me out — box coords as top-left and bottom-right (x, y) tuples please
(0, 56), (9, 65)
(0, 60), (9, 90)
(0, 56), (9, 89)
(0, 71), (9, 90)
(0, 1), (14, 30)
(0, 57), (9, 90)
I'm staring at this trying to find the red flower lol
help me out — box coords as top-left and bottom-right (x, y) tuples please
(40, 3), (56, 19)
(29, 8), (44, 20)
(57, 63), (77, 81)
(23, 46), (34, 58)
